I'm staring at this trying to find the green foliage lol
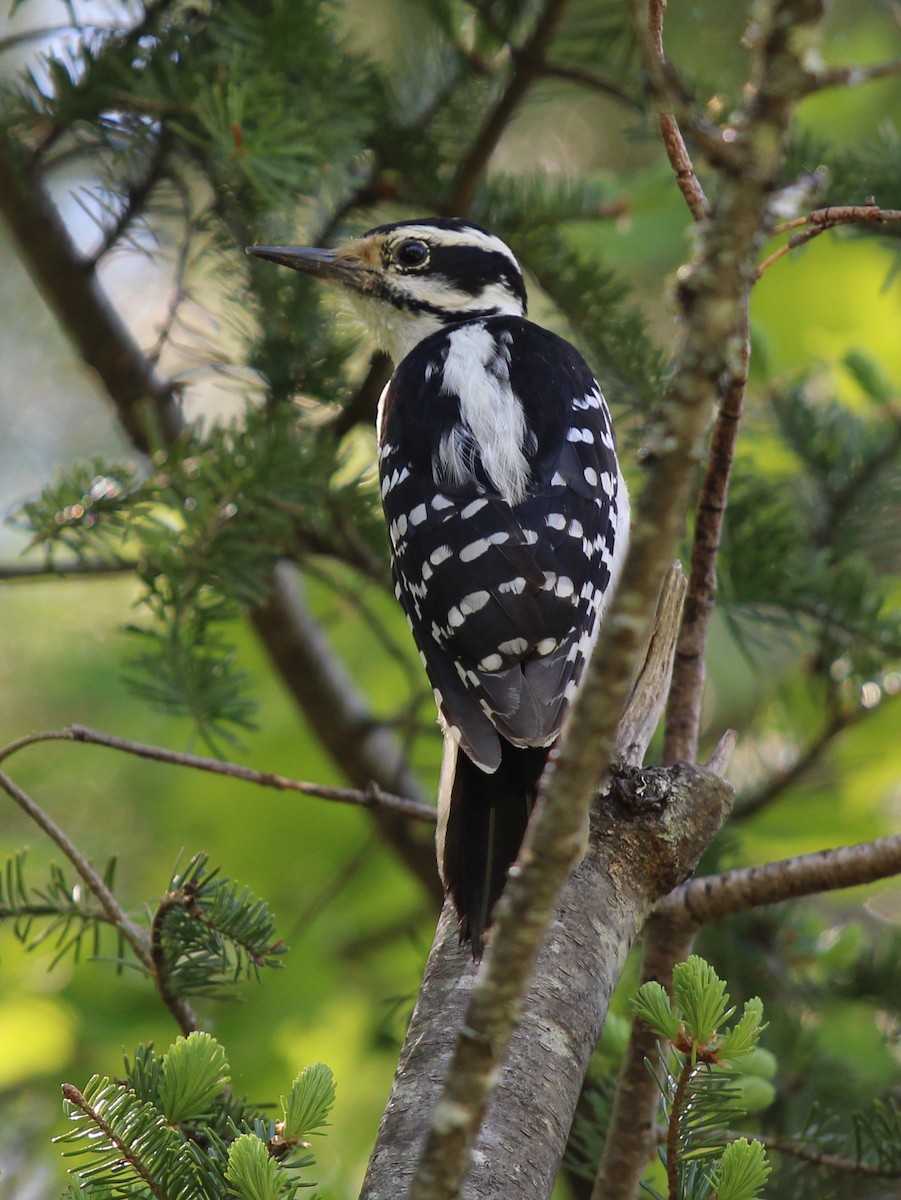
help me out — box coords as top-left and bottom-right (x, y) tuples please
(710, 1138), (771, 1200)
(15, 406), (385, 747)
(720, 371), (901, 678)
(226, 1135), (291, 1200)
(159, 1033), (231, 1125)
(0, 851), (122, 965)
(484, 187), (667, 411)
(634, 957), (771, 1200)
(281, 1063), (336, 1143)
(155, 853), (287, 1000)
(56, 1034), (330, 1200)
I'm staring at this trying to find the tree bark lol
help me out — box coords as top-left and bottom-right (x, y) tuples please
(361, 763), (733, 1200)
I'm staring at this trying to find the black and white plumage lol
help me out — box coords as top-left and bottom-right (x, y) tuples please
(248, 218), (630, 955)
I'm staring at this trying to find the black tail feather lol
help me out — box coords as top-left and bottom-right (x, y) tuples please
(442, 741), (549, 958)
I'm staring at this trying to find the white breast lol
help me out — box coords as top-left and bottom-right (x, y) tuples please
(436, 324), (530, 506)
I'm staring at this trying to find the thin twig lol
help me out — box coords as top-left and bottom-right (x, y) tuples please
(87, 132), (171, 269)
(0, 757), (201, 1030)
(733, 704), (851, 819)
(0, 769), (151, 966)
(0, 558), (138, 581)
(646, 0), (709, 220)
(662, 305), (749, 764)
(0, 724), (437, 824)
(727, 1129), (901, 1177)
(628, 0), (739, 173)
(805, 57), (901, 93)
(758, 203), (901, 275)
(666, 1057), (694, 1200)
(538, 63), (642, 110)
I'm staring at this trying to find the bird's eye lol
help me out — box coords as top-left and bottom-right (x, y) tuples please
(395, 238), (430, 269)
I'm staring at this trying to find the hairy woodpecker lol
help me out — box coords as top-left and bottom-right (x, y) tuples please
(248, 219), (630, 955)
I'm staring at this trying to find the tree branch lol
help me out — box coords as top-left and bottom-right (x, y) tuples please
(448, 0), (569, 214)
(592, 913), (697, 1200)
(726, 1130), (901, 1178)
(0, 724), (436, 824)
(659, 834), (901, 925)
(0, 134), (182, 452)
(644, 0), (709, 220)
(0, 558), (138, 581)
(662, 305), (750, 764)
(758, 203), (901, 275)
(804, 57), (901, 94)
(589, 3), (834, 1194)
(366, 763), (731, 1200)
(0, 133), (439, 899)
(0, 767), (200, 1034)
(399, 0), (828, 1188)
(360, 572), (726, 1200)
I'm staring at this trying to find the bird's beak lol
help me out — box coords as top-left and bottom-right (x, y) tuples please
(245, 244), (366, 287)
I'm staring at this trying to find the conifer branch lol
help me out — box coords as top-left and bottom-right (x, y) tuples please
(60, 1083), (170, 1200)
(0, 766), (200, 1032)
(0, 135), (437, 893)
(592, 911), (698, 1200)
(0, 724), (436, 823)
(86, 132), (171, 269)
(727, 1131), (901, 1178)
(0, 768), (151, 966)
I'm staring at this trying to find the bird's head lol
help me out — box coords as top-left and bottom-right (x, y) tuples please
(247, 218), (527, 364)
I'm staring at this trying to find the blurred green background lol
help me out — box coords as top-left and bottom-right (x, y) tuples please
(1, 1), (900, 1197)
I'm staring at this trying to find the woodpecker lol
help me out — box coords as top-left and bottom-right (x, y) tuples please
(248, 219), (630, 956)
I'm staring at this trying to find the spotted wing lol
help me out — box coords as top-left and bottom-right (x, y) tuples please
(378, 315), (629, 772)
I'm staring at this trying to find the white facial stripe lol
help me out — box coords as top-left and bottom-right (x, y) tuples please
(386, 224), (520, 273)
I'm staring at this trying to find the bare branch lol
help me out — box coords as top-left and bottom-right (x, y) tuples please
(804, 57), (901, 94)
(0, 723), (436, 824)
(0, 768), (151, 965)
(628, 0), (740, 174)
(644, 0), (709, 220)
(448, 0), (569, 214)
(662, 305), (749, 764)
(365, 767), (731, 1200)
(758, 203), (901, 275)
(591, 3), (835, 1193)
(659, 834), (901, 925)
(0, 135), (182, 452)
(0, 558), (137, 581)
